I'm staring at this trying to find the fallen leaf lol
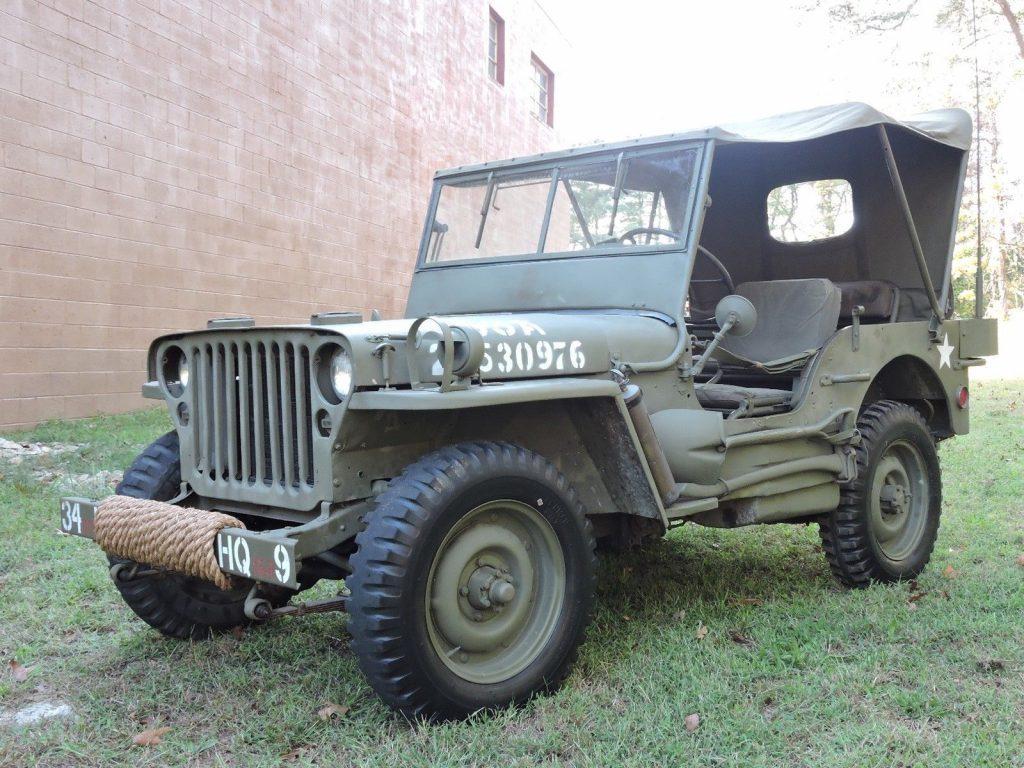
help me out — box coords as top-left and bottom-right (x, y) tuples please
(695, 624), (708, 640)
(230, 626), (245, 640)
(8, 659), (29, 682)
(685, 713), (700, 732)
(673, 610), (686, 621)
(943, 565), (957, 579)
(907, 602), (918, 612)
(317, 703), (350, 721)
(728, 597), (763, 607)
(1016, 554), (1024, 567)
(977, 659), (1005, 673)
(132, 726), (171, 747)
(281, 745), (311, 762)
(729, 630), (754, 647)
(908, 591), (928, 603)
(622, 614), (632, 621)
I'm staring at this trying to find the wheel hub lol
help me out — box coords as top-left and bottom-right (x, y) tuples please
(424, 499), (565, 684)
(465, 565), (516, 611)
(868, 441), (929, 562)
(879, 482), (911, 515)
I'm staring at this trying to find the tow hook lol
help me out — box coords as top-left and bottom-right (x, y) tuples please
(109, 563), (162, 583)
(244, 586), (350, 621)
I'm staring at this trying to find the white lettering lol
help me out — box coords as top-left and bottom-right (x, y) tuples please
(61, 501), (82, 534)
(274, 544), (291, 584)
(552, 341), (566, 370)
(569, 340), (586, 369)
(233, 536), (251, 577)
(219, 534), (233, 572)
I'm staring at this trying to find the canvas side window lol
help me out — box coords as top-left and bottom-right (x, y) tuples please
(767, 179), (853, 243)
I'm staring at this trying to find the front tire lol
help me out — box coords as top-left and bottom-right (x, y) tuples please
(347, 442), (596, 720)
(112, 431), (264, 639)
(819, 401), (942, 587)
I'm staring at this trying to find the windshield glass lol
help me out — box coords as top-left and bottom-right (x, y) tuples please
(424, 145), (700, 264)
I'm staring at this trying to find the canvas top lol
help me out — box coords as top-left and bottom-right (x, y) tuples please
(435, 102), (972, 179)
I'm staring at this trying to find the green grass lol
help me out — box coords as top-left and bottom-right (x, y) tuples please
(2, 383), (1024, 767)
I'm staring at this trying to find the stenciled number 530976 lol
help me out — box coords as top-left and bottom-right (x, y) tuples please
(480, 339), (585, 376)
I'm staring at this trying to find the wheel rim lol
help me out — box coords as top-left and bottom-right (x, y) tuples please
(868, 439), (929, 562)
(425, 499), (565, 685)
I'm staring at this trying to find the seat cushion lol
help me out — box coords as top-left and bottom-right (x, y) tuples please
(695, 383), (791, 411)
(717, 278), (841, 365)
(836, 280), (898, 322)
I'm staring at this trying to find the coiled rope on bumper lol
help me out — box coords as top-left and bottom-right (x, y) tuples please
(93, 496), (243, 590)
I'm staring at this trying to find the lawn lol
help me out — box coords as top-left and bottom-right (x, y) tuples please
(1, 381), (1023, 767)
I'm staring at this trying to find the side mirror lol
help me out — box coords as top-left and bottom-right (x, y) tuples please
(714, 295), (757, 338)
(684, 295), (757, 380)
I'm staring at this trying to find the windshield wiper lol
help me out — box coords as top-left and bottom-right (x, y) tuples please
(562, 179), (594, 246)
(608, 152), (627, 236)
(428, 220), (448, 262)
(645, 190), (661, 244)
(474, 172), (497, 249)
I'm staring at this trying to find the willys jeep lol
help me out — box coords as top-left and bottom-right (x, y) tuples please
(60, 103), (997, 720)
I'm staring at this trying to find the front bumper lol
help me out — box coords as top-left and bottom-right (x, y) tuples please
(59, 496), (364, 590)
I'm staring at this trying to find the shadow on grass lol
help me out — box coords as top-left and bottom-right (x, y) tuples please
(81, 523), (837, 724)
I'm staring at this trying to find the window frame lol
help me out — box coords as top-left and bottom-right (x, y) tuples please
(530, 54), (554, 127)
(764, 177), (856, 246)
(416, 141), (710, 269)
(487, 8), (505, 85)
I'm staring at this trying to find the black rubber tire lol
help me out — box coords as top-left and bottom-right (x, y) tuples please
(347, 441), (597, 720)
(819, 401), (942, 588)
(111, 431), (258, 640)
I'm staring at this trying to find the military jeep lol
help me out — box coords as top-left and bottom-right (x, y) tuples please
(60, 103), (997, 720)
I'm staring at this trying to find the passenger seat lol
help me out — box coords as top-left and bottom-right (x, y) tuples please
(713, 278), (842, 374)
(835, 280), (900, 324)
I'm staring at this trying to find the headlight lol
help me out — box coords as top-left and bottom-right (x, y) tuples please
(177, 354), (190, 389)
(161, 345), (188, 398)
(330, 348), (353, 398)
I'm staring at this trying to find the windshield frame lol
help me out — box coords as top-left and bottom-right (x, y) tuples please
(415, 139), (710, 270)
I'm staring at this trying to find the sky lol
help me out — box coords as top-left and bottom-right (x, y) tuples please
(547, 0), (1023, 174)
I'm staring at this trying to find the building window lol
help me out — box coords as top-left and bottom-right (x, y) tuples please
(531, 54), (553, 126)
(488, 8), (505, 85)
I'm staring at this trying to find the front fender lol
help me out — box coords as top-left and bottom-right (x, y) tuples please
(341, 378), (668, 525)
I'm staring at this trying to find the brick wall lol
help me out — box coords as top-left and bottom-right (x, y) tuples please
(0, 0), (568, 429)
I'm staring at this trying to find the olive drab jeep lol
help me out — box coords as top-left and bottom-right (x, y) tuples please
(60, 103), (998, 720)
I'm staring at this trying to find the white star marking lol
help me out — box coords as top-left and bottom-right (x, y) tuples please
(937, 333), (954, 369)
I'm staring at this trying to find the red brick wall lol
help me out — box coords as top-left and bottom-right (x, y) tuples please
(0, 0), (568, 429)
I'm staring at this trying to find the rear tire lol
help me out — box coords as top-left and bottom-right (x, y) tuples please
(819, 401), (942, 587)
(347, 441), (596, 720)
(111, 432), (264, 640)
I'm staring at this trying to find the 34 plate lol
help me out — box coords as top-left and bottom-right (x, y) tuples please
(60, 497), (97, 539)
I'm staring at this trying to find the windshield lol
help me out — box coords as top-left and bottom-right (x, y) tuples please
(423, 145), (701, 264)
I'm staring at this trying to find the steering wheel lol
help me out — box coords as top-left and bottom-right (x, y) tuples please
(687, 246), (736, 320)
(618, 227), (681, 245)
(693, 246), (735, 294)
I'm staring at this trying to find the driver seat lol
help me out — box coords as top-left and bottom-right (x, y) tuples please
(713, 278), (841, 374)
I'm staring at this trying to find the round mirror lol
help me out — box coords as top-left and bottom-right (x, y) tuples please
(714, 295), (757, 338)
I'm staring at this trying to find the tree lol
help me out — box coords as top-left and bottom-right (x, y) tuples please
(809, 0), (1024, 318)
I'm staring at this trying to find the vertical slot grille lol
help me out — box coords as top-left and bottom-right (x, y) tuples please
(191, 337), (315, 489)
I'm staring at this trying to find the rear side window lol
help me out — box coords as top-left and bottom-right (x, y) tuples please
(767, 178), (853, 243)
